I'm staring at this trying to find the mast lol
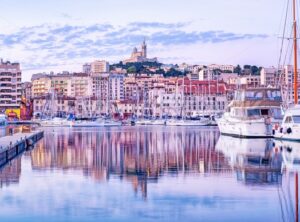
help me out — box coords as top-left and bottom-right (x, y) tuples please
(293, 0), (298, 104)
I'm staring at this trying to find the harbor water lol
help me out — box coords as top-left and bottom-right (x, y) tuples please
(0, 126), (298, 222)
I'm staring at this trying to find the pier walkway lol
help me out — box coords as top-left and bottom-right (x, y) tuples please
(0, 130), (44, 167)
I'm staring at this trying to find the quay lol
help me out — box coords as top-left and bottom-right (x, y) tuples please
(0, 130), (44, 167)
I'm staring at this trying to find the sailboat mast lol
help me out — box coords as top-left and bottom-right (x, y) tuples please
(293, 0), (298, 104)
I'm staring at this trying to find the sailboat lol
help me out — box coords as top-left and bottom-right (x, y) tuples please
(165, 78), (211, 126)
(39, 90), (72, 127)
(274, 0), (300, 141)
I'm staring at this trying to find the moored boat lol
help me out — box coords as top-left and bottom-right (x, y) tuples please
(274, 105), (300, 141)
(39, 117), (72, 127)
(72, 118), (122, 127)
(217, 88), (283, 138)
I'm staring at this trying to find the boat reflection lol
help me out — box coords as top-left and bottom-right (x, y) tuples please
(275, 140), (300, 172)
(29, 126), (230, 198)
(216, 136), (283, 185)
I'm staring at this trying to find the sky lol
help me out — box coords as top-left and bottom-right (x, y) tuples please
(0, 0), (291, 81)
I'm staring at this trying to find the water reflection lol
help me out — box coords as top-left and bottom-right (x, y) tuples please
(1, 126), (298, 222)
(216, 136), (283, 185)
(30, 126), (229, 198)
(0, 157), (21, 188)
(275, 140), (300, 172)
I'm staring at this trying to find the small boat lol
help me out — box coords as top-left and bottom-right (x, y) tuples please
(135, 119), (153, 125)
(274, 105), (300, 141)
(72, 118), (122, 127)
(39, 117), (72, 127)
(217, 88), (283, 138)
(165, 118), (210, 126)
(148, 119), (166, 125)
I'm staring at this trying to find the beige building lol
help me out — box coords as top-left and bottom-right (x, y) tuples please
(0, 59), (22, 110)
(31, 73), (92, 98)
(91, 60), (109, 73)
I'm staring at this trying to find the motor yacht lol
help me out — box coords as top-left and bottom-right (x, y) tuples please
(217, 88), (282, 138)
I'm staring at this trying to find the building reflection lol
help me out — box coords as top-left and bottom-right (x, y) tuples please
(0, 157), (21, 188)
(30, 127), (230, 198)
(216, 136), (283, 185)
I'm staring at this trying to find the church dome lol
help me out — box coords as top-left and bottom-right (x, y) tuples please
(133, 47), (138, 53)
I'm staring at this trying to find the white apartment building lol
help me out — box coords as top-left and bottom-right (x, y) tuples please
(91, 60), (109, 73)
(260, 67), (280, 87)
(199, 68), (215, 81)
(238, 75), (261, 88)
(0, 60), (22, 110)
(109, 74), (124, 101)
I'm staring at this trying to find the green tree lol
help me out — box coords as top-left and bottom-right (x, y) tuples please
(234, 65), (241, 74)
(251, 66), (259, 75)
(127, 66), (137, 73)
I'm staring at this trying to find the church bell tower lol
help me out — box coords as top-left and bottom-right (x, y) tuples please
(141, 39), (147, 58)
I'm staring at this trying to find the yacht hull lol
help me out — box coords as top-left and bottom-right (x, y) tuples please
(274, 126), (300, 142)
(217, 116), (275, 138)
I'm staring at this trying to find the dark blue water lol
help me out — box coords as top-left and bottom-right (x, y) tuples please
(0, 126), (297, 222)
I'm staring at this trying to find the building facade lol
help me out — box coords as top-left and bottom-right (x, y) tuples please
(91, 60), (109, 73)
(0, 60), (22, 111)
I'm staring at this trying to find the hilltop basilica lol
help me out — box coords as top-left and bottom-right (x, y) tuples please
(123, 40), (157, 64)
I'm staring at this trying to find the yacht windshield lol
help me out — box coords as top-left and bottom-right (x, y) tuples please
(267, 90), (282, 101)
(247, 109), (260, 117)
(292, 116), (300, 123)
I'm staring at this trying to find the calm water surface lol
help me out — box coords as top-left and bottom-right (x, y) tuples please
(0, 126), (298, 222)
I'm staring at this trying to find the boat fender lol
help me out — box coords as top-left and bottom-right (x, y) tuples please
(287, 146), (292, 152)
(287, 127), (292, 134)
(280, 127), (283, 133)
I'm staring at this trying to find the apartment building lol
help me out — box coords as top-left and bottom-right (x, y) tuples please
(91, 60), (109, 73)
(0, 60), (22, 111)
(260, 67), (280, 87)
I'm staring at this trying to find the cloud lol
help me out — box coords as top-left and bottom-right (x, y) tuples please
(0, 22), (269, 80)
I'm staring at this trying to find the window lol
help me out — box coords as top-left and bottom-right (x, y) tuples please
(261, 109), (269, 116)
(292, 116), (300, 123)
(247, 109), (260, 117)
(285, 116), (292, 123)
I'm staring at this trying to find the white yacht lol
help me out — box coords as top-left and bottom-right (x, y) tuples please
(217, 88), (283, 138)
(148, 119), (166, 125)
(72, 118), (122, 127)
(165, 118), (210, 126)
(274, 105), (300, 141)
(39, 117), (72, 127)
(135, 119), (153, 125)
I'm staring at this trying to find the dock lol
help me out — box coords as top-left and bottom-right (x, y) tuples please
(0, 130), (44, 167)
